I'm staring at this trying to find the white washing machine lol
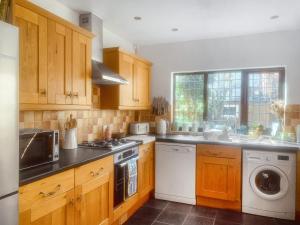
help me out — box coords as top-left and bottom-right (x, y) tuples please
(242, 150), (296, 220)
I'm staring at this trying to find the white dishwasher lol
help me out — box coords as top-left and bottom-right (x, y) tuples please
(155, 142), (196, 205)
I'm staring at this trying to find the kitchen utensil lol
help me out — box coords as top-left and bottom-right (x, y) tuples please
(156, 119), (168, 135)
(63, 114), (78, 149)
(104, 125), (112, 140)
(63, 128), (78, 149)
(152, 97), (169, 116)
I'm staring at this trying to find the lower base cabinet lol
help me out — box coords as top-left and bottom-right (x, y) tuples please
(19, 143), (155, 225)
(138, 142), (155, 198)
(74, 156), (114, 225)
(19, 170), (75, 225)
(19, 156), (114, 225)
(196, 144), (241, 211)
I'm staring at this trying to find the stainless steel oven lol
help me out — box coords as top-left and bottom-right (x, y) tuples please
(114, 147), (139, 207)
(19, 129), (59, 170)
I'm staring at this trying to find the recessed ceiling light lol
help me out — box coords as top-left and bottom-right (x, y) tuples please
(171, 28), (179, 32)
(270, 15), (279, 20)
(134, 16), (142, 21)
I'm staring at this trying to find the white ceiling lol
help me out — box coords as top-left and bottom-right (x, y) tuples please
(58, 0), (300, 46)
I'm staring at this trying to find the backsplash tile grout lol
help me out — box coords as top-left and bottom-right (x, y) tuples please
(20, 109), (135, 143)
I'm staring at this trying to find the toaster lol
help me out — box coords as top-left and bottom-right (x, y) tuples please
(130, 122), (150, 135)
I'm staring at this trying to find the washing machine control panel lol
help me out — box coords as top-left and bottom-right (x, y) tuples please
(278, 155), (289, 161)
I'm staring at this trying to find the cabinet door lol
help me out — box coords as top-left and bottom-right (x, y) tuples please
(196, 155), (240, 201)
(19, 189), (75, 225)
(138, 143), (154, 197)
(14, 5), (47, 104)
(119, 53), (135, 107)
(72, 32), (92, 106)
(134, 60), (150, 107)
(47, 21), (72, 105)
(75, 160), (113, 225)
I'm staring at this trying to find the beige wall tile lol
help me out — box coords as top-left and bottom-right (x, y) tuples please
(20, 108), (135, 143)
(24, 112), (34, 123)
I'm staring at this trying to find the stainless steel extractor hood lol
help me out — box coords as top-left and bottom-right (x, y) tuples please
(92, 60), (128, 85)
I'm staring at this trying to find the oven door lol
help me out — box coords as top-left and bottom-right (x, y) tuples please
(114, 162), (127, 207)
(19, 131), (55, 170)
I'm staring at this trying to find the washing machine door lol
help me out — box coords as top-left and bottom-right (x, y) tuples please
(249, 165), (289, 200)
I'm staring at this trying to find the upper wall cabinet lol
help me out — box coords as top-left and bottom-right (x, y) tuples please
(47, 21), (72, 105)
(13, 0), (94, 111)
(100, 48), (152, 110)
(72, 32), (92, 106)
(15, 5), (48, 105)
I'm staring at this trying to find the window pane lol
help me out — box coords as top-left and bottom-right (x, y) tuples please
(248, 72), (281, 129)
(173, 74), (204, 128)
(207, 71), (242, 128)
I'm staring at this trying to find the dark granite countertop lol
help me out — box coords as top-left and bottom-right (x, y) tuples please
(19, 142), (141, 186)
(20, 134), (300, 186)
(155, 135), (300, 152)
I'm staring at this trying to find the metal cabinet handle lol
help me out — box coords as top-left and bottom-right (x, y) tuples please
(206, 150), (219, 157)
(90, 171), (96, 177)
(40, 89), (47, 96)
(39, 184), (61, 198)
(90, 167), (104, 177)
(69, 199), (75, 205)
(73, 92), (79, 97)
(98, 167), (104, 174)
(66, 92), (72, 97)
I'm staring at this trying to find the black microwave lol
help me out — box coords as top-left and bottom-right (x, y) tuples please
(19, 129), (59, 170)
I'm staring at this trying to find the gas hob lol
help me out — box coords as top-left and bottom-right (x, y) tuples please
(78, 139), (137, 151)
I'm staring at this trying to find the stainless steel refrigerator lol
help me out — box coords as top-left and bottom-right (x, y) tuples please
(0, 21), (19, 225)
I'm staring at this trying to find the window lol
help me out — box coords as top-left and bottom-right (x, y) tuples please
(207, 71), (241, 127)
(248, 71), (282, 128)
(173, 73), (205, 128)
(173, 68), (284, 131)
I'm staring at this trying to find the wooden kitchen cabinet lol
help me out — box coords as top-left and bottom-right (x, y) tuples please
(74, 156), (114, 225)
(72, 32), (92, 106)
(13, 0), (94, 110)
(134, 60), (151, 108)
(19, 170), (75, 225)
(196, 144), (241, 211)
(100, 47), (152, 110)
(47, 20), (73, 105)
(138, 142), (155, 198)
(14, 4), (48, 105)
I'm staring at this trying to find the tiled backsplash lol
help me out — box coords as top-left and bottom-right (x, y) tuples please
(285, 104), (300, 133)
(19, 87), (135, 143)
(19, 110), (135, 143)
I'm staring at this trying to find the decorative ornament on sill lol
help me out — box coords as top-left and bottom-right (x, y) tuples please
(270, 100), (285, 136)
(152, 96), (169, 116)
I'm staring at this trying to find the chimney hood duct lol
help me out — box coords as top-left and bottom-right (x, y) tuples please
(92, 60), (128, 85)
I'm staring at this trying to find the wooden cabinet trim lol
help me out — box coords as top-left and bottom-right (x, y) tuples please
(14, 0), (94, 38)
(104, 47), (152, 66)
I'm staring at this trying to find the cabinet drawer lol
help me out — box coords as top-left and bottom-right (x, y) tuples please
(197, 144), (241, 159)
(19, 169), (74, 209)
(75, 156), (113, 186)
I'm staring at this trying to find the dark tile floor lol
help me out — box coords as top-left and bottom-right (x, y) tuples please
(125, 199), (300, 225)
